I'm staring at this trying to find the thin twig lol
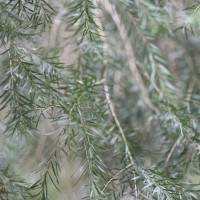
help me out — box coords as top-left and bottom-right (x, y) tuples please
(102, 163), (133, 193)
(94, 1), (135, 166)
(94, 2), (138, 196)
(94, 4), (135, 165)
(102, 0), (159, 113)
(104, 84), (135, 165)
(165, 136), (182, 166)
(186, 76), (197, 113)
(139, 192), (151, 200)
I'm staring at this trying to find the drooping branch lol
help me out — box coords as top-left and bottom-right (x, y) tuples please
(101, 0), (159, 113)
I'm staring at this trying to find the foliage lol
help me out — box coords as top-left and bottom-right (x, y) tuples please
(0, 0), (199, 199)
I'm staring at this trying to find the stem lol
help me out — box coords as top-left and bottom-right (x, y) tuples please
(102, 163), (133, 193)
(102, 0), (159, 113)
(94, 3), (138, 196)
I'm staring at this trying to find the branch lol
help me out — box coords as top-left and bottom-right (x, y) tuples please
(165, 136), (182, 166)
(102, 163), (133, 193)
(104, 84), (135, 166)
(101, 0), (159, 113)
(94, 4), (138, 196)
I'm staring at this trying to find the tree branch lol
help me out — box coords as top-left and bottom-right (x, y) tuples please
(102, 0), (159, 113)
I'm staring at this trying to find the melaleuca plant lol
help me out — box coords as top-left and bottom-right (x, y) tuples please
(0, 0), (199, 199)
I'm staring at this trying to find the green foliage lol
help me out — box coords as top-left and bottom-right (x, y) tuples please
(65, 0), (100, 43)
(0, 0), (199, 199)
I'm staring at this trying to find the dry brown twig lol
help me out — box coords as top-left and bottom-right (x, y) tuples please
(94, 1), (138, 197)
